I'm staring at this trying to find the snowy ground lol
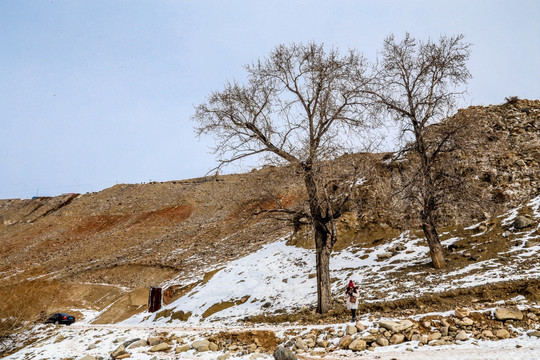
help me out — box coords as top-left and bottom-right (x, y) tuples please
(3, 319), (539, 360)
(121, 196), (540, 325)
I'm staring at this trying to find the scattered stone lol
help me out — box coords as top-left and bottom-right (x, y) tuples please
(345, 324), (357, 335)
(361, 333), (378, 343)
(495, 329), (511, 339)
(455, 307), (470, 319)
(461, 317), (474, 326)
(355, 321), (366, 331)
(273, 346), (297, 360)
(430, 339), (448, 346)
(148, 337), (166, 346)
(495, 308), (523, 321)
(80, 356), (97, 360)
(54, 335), (65, 343)
(175, 345), (190, 353)
(379, 319), (414, 332)
(377, 252), (393, 260)
(389, 333), (405, 345)
(218, 353), (231, 360)
(513, 216), (535, 229)
(192, 339), (210, 351)
(339, 335), (353, 349)
(455, 330), (468, 341)
(527, 330), (540, 338)
(127, 339), (148, 349)
(295, 339), (308, 351)
(110, 345), (128, 359)
(316, 339), (329, 348)
(150, 343), (170, 352)
(441, 326), (449, 336)
(348, 339), (367, 351)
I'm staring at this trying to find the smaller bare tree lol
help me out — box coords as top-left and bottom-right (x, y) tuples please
(193, 42), (376, 313)
(371, 33), (472, 269)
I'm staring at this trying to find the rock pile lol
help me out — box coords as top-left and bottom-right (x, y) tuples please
(29, 305), (540, 360)
(277, 306), (540, 356)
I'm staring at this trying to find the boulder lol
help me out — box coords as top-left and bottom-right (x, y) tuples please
(428, 332), (442, 341)
(376, 337), (389, 346)
(346, 324), (357, 335)
(192, 339), (210, 351)
(295, 339), (307, 351)
(495, 308), (523, 321)
(316, 340), (329, 348)
(150, 343), (170, 352)
(218, 353), (231, 360)
(455, 307), (470, 319)
(495, 329), (511, 339)
(175, 345), (191, 353)
(455, 330), (468, 341)
(348, 339), (367, 351)
(527, 330), (540, 338)
(127, 339), (148, 349)
(110, 345), (128, 359)
(461, 317), (474, 326)
(355, 321), (366, 331)
(379, 319), (414, 332)
(209, 342), (219, 351)
(148, 337), (166, 346)
(339, 335), (353, 349)
(273, 346), (297, 360)
(304, 338), (315, 348)
(361, 333), (378, 343)
(389, 333), (405, 344)
(513, 216), (535, 229)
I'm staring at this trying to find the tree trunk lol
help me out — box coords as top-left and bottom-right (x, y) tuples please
(303, 163), (333, 314)
(421, 206), (446, 269)
(314, 221), (332, 314)
(416, 131), (446, 269)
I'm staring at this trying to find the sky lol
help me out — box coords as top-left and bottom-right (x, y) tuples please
(1, 0), (539, 199)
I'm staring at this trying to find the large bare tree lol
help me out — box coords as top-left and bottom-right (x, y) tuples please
(192, 42), (374, 313)
(371, 33), (471, 269)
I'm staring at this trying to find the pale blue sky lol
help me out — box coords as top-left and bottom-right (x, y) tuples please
(1, 1), (539, 199)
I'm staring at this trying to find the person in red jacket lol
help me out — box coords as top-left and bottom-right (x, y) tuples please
(345, 280), (360, 322)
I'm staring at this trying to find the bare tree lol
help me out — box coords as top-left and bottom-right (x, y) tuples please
(371, 33), (472, 269)
(193, 42), (375, 313)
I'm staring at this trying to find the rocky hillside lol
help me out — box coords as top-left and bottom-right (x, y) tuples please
(0, 99), (539, 330)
